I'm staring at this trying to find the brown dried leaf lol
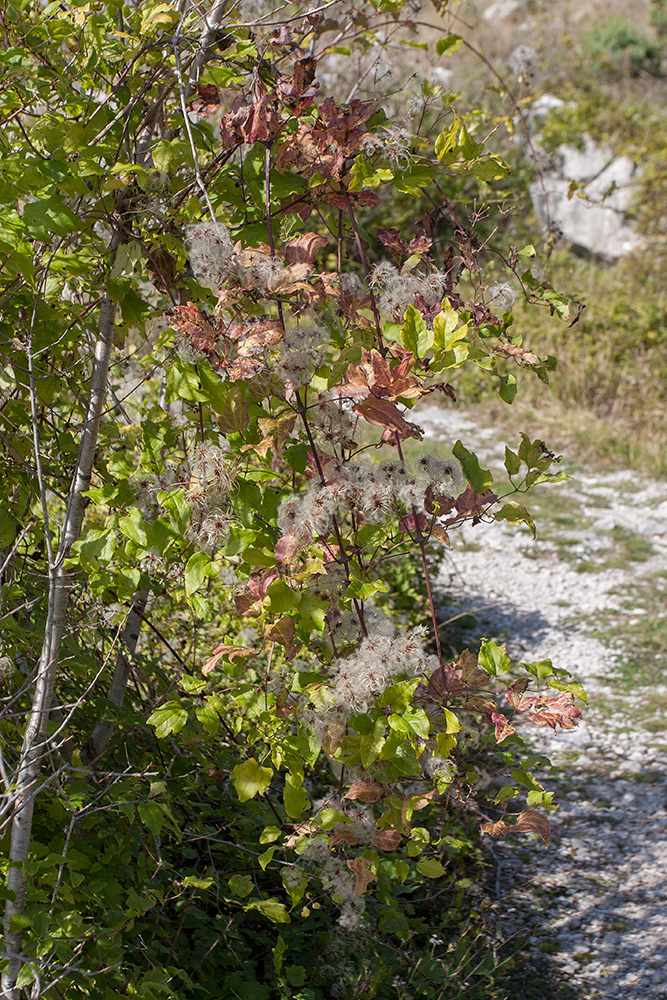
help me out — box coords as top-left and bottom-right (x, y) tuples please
(515, 810), (551, 845)
(346, 856), (377, 896)
(265, 617), (298, 660)
(431, 523), (450, 546)
(170, 302), (219, 354)
(353, 396), (423, 441)
(459, 649), (488, 690)
(330, 827), (359, 847)
(480, 818), (509, 838)
(202, 644), (254, 676)
(492, 710), (516, 743)
(370, 829), (402, 851)
(188, 83), (221, 116)
(343, 780), (384, 804)
(284, 232), (328, 266)
(493, 343), (541, 366)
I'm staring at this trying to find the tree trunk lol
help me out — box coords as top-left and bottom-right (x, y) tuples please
(2, 233), (122, 1000)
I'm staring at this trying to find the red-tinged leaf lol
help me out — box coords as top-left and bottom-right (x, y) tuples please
(284, 232), (328, 266)
(481, 818), (509, 838)
(504, 678), (530, 709)
(425, 485), (456, 516)
(370, 829), (402, 851)
(492, 710), (515, 743)
(343, 780), (384, 803)
(235, 590), (263, 616)
(377, 228), (409, 256)
(516, 691), (582, 731)
(346, 856), (377, 896)
(397, 512), (429, 535)
(515, 810), (551, 845)
(170, 302), (220, 357)
(275, 532), (310, 564)
(330, 827), (359, 847)
(353, 396), (423, 441)
(459, 649), (487, 690)
(188, 83), (221, 116)
(248, 568), (279, 600)
(493, 343), (541, 366)
(407, 235), (433, 255)
(202, 644), (254, 675)
(265, 617), (298, 659)
(454, 485), (498, 517)
(284, 823), (317, 849)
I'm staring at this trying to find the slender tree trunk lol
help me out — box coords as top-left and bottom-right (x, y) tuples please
(2, 232), (123, 1000)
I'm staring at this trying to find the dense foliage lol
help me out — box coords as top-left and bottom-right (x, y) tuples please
(0, 2), (586, 997)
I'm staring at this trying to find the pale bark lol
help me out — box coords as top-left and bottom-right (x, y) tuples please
(1, 232), (123, 1000)
(190, 0), (228, 82)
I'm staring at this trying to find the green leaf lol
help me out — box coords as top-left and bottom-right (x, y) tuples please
(452, 440), (493, 493)
(23, 197), (81, 238)
(146, 700), (189, 738)
(458, 123), (484, 160)
(182, 876), (215, 889)
(282, 866), (308, 905)
(283, 774), (308, 819)
(443, 709), (461, 734)
(118, 507), (149, 547)
(494, 502), (536, 537)
(504, 447), (521, 476)
(258, 846), (276, 870)
(259, 826), (281, 844)
(138, 801), (167, 836)
(471, 155), (511, 181)
(401, 305), (433, 357)
(230, 758), (273, 802)
(416, 858), (446, 878)
(478, 639), (511, 676)
(9, 913), (31, 933)
(243, 897), (290, 924)
(435, 33), (462, 55)
(266, 579), (300, 614)
(228, 874), (254, 898)
(435, 733), (457, 757)
(349, 155), (393, 191)
(498, 373), (517, 404)
(234, 479), (261, 528)
(184, 550), (211, 597)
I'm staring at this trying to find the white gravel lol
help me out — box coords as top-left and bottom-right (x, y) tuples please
(417, 403), (667, 999)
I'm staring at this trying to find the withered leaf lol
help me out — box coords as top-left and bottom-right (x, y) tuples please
(202, 644), (254, 676)
(265, 616), (298, 660)
(188, 83), (221, 117)
(275, 531), (310, 565)
(492, 710), (516, 743)
(481, 818), (509, 838)
(284, 232), (328, 266)
(515, 810), (551, 845)
(353, 396), (423, 441)
(493, 343), (541, 366)
(170, 302), (219, 355)
(343, 780), (384, 804)
(346, 856), (377, 896)
(370, 829), (402, 851)
(330, 827), (359, 847)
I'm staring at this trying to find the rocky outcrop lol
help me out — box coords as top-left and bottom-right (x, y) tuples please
(525, 96), (643, 259)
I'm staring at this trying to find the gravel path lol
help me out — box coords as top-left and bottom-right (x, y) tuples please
(417, 404), (667, 1000)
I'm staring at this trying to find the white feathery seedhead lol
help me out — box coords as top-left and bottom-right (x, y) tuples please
(186, 221), (235, 289)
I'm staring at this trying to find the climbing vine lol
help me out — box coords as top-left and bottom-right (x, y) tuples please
(0, 1), (584, 996)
